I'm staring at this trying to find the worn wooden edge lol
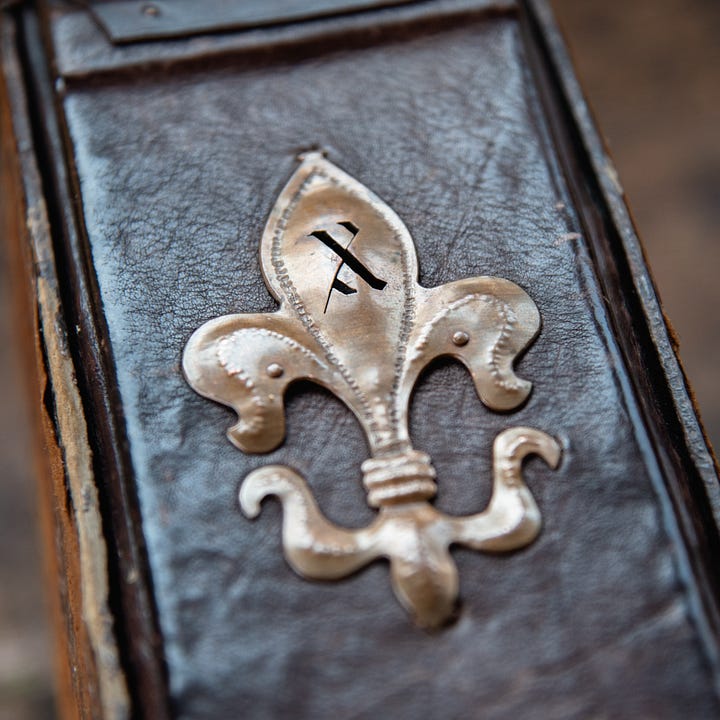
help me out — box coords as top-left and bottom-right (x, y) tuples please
(17, 7), (173, 719)
(1, 13), (130, 720)
(521, 0), (720, 689)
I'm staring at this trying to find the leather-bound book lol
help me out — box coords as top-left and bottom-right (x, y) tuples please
(2, 1), (719, 718)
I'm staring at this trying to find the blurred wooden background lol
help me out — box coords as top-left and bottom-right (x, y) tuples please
(1, 2), (717, 717)
(552, 0), (720, 451)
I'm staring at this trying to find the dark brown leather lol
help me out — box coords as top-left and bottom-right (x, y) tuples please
(10, 0), (720, 717)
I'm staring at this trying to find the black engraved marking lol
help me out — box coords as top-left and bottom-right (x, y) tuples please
(337, 220), (359, 235)
(332, 278), (357, 296)
(311, 222), (387, 312)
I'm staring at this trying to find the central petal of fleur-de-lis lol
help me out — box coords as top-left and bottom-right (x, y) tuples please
(183, 153), (560, 628)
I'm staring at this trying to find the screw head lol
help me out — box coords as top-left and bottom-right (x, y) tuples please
(141, 3), (160, 17)
(452, 331), (469, 347)
(266, 363), (284, 378)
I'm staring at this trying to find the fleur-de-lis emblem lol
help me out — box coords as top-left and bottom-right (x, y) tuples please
(183, 153), (560, 628)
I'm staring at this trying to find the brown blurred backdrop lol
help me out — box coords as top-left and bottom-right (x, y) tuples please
(1, 2), (718, 717)
(552, 0), (720, 452)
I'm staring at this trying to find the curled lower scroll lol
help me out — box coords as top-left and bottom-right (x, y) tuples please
(240, 465), (379, 579)
(238, 427), (560, 629)
(450, 427), (562, 552)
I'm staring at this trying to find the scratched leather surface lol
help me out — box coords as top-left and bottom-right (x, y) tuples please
(60, 15), (718, 720)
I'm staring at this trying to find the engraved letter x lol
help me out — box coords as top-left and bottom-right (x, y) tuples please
(310, 221), (387, 312)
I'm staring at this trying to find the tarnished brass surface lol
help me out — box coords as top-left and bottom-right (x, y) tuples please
(183, 153), (560, 627)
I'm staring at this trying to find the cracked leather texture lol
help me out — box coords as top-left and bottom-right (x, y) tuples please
(61, 15), (718, 720)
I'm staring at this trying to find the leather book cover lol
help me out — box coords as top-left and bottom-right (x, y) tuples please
(2, 1), (719, 717)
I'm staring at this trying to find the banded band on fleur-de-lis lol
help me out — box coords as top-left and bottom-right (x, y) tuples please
(183, 152), (561, 628)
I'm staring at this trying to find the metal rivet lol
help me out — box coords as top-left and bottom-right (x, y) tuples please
(141, 3), (160, 17)
(266, 363), (284, 378)
(452, 331), (469, 346)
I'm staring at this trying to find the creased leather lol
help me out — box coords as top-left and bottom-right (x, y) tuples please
(61, 15), (718, 720)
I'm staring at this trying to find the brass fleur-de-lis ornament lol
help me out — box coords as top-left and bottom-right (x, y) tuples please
(183, 152), (561, 628)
